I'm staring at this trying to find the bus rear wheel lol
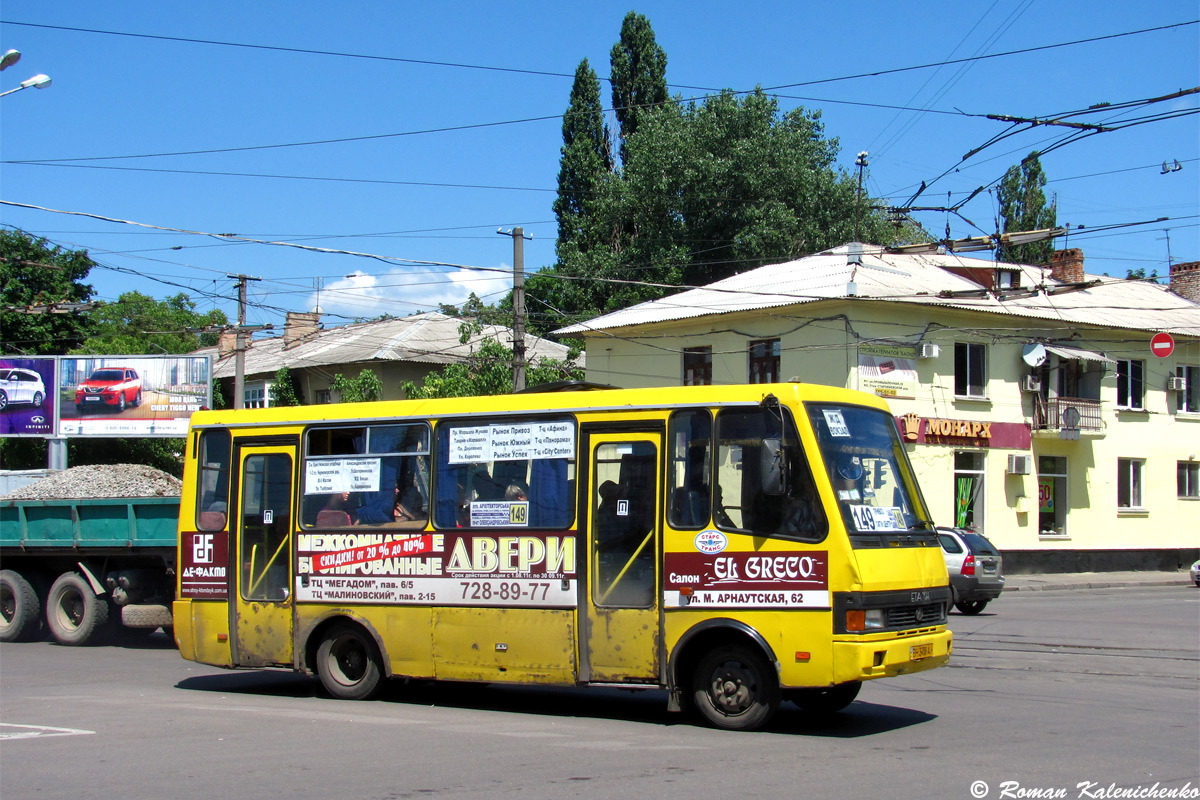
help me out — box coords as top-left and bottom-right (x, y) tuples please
(316, 623), (383, 701)
(692, 644), (779, 731)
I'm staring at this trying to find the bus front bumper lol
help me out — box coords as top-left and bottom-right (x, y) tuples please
(830, 628), (952, 683)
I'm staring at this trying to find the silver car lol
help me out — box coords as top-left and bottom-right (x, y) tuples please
(0, 367), (47, 412)
(938, 526), (1005, 615)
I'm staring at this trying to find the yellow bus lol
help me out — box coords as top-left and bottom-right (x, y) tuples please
(173, 382), (951, 730)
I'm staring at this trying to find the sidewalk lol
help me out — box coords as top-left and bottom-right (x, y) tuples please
(1004, 570), (1196, 592)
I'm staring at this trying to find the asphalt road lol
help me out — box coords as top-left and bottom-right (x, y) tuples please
(1, 586), (1197, 800)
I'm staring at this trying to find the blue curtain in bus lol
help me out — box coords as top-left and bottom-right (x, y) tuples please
(530, 457), (569, 527)
(355, 428), (401, 524)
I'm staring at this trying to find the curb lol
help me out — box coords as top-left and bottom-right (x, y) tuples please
(1007, 579), (1192, 592)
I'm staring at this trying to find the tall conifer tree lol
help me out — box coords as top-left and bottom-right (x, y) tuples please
(553, 58), (612, 250)
(997, 152), (1057, 265)
(609, 12), (668, 164)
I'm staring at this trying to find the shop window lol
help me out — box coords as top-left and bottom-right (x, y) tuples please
(1178, 461), (1199, 499)
(748, 339), (780, 384)
(953, 451), (985, 533)
(1116, 360), (1144, 410)
(1037, 456), (1067, 538)
(1176, 365), (1199, 414)
(1117, 458), (1145, 510)
(683, 347), (712, 386)
(954, 343), (986, 398)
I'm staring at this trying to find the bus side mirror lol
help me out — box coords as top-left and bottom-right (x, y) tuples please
(761, 438), (787, 496)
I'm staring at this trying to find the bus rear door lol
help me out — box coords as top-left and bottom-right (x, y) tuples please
(231, 442), (296, 667)
(582, 431), (661, 683)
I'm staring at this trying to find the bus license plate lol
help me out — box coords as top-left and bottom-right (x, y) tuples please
(910, 643), (933, 661)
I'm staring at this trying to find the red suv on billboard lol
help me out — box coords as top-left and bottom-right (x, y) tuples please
(75, 367), (143, 413)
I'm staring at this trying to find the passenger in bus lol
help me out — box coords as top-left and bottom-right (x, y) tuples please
(394, 470), (426, 523)
(505, 483), (527, 501)
(316, 492), (356, 527)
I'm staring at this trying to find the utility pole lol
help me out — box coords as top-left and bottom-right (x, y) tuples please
(854, 151), (869, 242)
(227, 273), (261, 409)
(497, 227), (531, 392)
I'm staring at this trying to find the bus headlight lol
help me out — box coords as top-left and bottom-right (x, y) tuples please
(846, 609), (886, 632)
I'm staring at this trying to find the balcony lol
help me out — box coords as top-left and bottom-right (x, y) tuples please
(1032, 397), (1103, 433)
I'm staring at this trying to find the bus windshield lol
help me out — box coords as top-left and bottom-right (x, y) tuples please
(806, 402), (934, 545)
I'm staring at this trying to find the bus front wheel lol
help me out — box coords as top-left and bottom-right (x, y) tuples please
(692, 644), (779, 731)
(316, 623), (383, 701)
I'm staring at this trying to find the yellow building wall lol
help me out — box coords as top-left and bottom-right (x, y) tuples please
(581, 301), (1200, 558)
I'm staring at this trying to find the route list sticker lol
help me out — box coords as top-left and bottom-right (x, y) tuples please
(304, 457), (382, 495)
(448, 421), (574, 464)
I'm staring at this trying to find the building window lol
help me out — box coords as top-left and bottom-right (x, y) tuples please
(1177, 365), (1199, 413)
(953, 451), (985, 533)
(244, 383), (270, 409)
(1038, 456), (1068, 537)
(1116, 359), (1144, 409)
(315, 389), (332, 405)
(748, 339), (780, 384)
(683, 346), (712, 386)
(1117, 458), (1145, 510)
(1179, 461), (1200, 499)
(954, 343), (986, 398)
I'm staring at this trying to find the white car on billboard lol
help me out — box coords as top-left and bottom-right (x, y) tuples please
(0, 367), (47, 412)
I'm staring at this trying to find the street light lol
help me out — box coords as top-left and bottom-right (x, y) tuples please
(0, 49), (21, 71)
(0, 73), (52, 99)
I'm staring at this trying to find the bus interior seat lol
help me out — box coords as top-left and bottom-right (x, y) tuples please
(315, 510), (353, 528)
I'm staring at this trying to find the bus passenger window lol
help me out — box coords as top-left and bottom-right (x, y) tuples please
(196, 428), (231, 531)
(668, 410), (711, 529)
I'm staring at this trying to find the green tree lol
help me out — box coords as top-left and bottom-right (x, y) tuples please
(72, 291), (227, 355)
(400, 337), (584, 400)
(0, 229), (95, 355)
(331, 368), (383, 403)
(610, 11), (668, 164)
(997, 151), (1057, 265)
(528, 89), (920, 334)
(553, 58), (613, 249)
(269, 366), (304, 406)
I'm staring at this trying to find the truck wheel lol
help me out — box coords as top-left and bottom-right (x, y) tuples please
(46, 572), (110, 645)
(692, 644), (780, 731)
(0, 570), (41, 642)
(316, 623), (383, 700)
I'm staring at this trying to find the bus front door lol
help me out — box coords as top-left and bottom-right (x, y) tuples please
(231, 444), (296, 668)
(583, 432), (661, 683)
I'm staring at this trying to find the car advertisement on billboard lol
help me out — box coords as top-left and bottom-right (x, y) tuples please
(58, 355), (212, 437)
(0, 357), (56, 437)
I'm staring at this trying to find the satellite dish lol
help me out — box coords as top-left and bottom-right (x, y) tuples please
(1022, 343), (1047, 367)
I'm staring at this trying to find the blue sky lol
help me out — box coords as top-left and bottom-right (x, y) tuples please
(1, 1), (1196, 336)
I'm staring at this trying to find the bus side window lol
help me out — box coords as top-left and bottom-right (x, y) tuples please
(668, 410), (711, 529)
(197, 428), (231, 531)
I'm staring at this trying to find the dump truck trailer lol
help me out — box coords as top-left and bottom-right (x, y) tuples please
(1, 495), (179, 644)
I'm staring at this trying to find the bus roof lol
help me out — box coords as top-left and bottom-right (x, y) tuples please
(189, 382), (893, 430)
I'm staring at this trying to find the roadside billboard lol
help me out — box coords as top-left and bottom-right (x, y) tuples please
(858, 344), (918, 399)
(58, 355), (212, 437)
(0, 357), (57, 437)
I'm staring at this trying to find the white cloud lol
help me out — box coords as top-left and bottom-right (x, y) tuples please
(304, 265), (511, 319)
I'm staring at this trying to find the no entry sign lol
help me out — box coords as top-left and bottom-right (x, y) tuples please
(1150, 332), (1175, 358)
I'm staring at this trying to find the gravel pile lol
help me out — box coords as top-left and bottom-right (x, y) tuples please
(2, 464), (183, 500)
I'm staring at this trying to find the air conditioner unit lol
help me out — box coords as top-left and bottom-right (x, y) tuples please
(1007, 454), (1032, 475)
(1021, 374), (1042, 393)
(917, 343), (940, 359)
(1167, 376), (1187, 392)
